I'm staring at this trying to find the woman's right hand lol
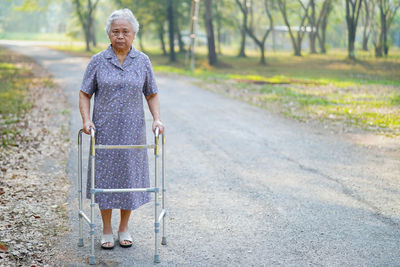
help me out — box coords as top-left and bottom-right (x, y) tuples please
(83, 120), (96, 135)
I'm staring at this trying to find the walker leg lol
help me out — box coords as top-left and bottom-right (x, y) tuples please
(161, 134), (167, 246)
(78, 131), (84, 247)
(89, 132), (96, 265)
(154, 135), (160, 263)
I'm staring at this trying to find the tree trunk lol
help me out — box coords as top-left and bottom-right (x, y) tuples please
(73, 0), (99, 52)
(158, 22), (167, 56)
(238, 26), (247, 57)
(345, 0), (363, 60)
(90, 17), (97, 47)
(204, 0), (217, 65)
(215, 1), (223, 55)
(316, 0), (332, 54)
(138, 32), (145, 51)
(277, 0), (310, 57)
(84, 29), (90, 52)
(260, 45), (265, 64)
(168, 0), (176, 62)
(309, 0), (317, 54)
(176, 23), (185, 53)
(236, 0), (247, 57)
(361, 0), (370, 51)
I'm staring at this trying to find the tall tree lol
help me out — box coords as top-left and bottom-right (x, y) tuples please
(204, 0), (218, 65)
(361, 0), (373, 51)
(316, 0), (333, 54)
(73, 0), (100, 51)
(214, 0), (223, 55)
(377, 0), (400, 56)
(345, 0), (363, 60)
(308, 0), (318, 54)
(277, 0), (311, 56)
(157, 21), (167, 55)
(236, 0), (274, 64)
(236, 0), (248, 57)
(168, 0), (176, 62)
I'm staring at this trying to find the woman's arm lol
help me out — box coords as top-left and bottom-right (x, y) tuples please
(145, 93), (164, 134)
(79, 91), (96, 134)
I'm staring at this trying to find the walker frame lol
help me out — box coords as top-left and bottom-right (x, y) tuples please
(77, 127), (166, 264)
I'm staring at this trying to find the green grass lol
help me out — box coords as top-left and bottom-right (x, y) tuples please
(0, 32), (76, 42)
(47, 43), (400, 135)
(0, 48), (33, 146)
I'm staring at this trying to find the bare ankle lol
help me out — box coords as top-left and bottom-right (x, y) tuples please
(118, 226), (128, 233)
(103, 226), (113, 234)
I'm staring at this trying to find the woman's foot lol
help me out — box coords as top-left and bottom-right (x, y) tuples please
(101, 226), (114, 249)
(101, 234), (115, 249)
(118, 225), (132, 247)
(118, 231), (133, 248)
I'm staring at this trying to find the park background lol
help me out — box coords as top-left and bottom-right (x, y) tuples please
(0, 0), (400, 266)
(1, 0), (400, 141)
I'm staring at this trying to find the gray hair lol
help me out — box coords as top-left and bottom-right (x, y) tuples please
(105, 8), (139, 35)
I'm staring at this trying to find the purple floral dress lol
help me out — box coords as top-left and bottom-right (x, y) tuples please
(81, 45), (158, 210)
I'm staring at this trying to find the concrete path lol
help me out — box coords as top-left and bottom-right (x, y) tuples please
(2, 40), (400, 266)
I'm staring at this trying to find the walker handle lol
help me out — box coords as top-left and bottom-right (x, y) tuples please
(155, 127), (160, 138)
(89, 127), (95, 138)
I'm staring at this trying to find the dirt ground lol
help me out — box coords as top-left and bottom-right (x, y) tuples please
(0, 49), (70, 266)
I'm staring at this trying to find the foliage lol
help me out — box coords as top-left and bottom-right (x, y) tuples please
(0, 48), (32, 146)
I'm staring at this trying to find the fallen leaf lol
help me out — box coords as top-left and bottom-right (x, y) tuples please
(0, 243), (8, 252)
(33, 215), (40, 219)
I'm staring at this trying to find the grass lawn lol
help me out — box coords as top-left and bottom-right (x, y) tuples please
(47, 43), (400, 136)
(0, 48), (36, 146)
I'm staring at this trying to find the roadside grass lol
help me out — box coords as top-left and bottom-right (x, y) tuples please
(0, 32), (76, 42)
(47, 43), (400, 136)
(0, 48), (34, 146)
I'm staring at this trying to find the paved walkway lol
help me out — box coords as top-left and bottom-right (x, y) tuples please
(2, 41), (400, 266)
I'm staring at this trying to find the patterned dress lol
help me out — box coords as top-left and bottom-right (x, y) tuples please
(81, 45), (158, 210)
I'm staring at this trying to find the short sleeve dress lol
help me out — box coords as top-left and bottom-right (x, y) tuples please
(80, 45), (158, 210)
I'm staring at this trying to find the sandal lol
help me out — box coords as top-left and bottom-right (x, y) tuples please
(101, 234), (115, 249)
(118, 231), (133, 248)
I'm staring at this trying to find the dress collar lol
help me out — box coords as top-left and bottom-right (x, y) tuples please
(103, 44), (138, 59)
(104, 45), (138, 69)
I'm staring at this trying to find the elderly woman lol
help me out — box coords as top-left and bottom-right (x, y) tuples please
(79, 8), (164, 249)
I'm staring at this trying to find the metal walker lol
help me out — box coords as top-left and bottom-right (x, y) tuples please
(77, 127), (166, 264)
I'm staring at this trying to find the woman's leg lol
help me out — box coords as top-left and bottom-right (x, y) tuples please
(100, 209), (113, 247)
(119, 209), (132, 245)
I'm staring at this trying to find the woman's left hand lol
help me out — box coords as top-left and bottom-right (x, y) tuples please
(152, 120), (164, 135)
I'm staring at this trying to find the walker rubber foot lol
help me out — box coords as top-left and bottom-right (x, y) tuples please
(154, 255), (160, 263)
(89, 256), (96, 265)
(78, 238), (84, 247)
(161, 237), (167, 245)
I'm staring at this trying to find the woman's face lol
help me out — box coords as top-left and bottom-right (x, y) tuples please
(108, 19), (135, 53)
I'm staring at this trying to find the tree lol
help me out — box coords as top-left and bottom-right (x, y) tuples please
(345, 0), (363, 60)
(73, 0), (100, 51)
(168, 0), (176, 62)
(204, 0), (217, 65)
(175, 0), (191, 54)
(236, 0), (274, 64)
(304, 0), (333, 54)
(236, 0), (248, 57)
(277, 0), (311, 56)
(316, 0), (334, 54)
(214, 0), (223, 55)
(376, 0), (400, 56)
(361, 0), (374, 51)
(308, 0), (318, 54)
(114, 0), (157, 51)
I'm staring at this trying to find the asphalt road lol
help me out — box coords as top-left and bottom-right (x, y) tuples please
(2, 41), (400, 266)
